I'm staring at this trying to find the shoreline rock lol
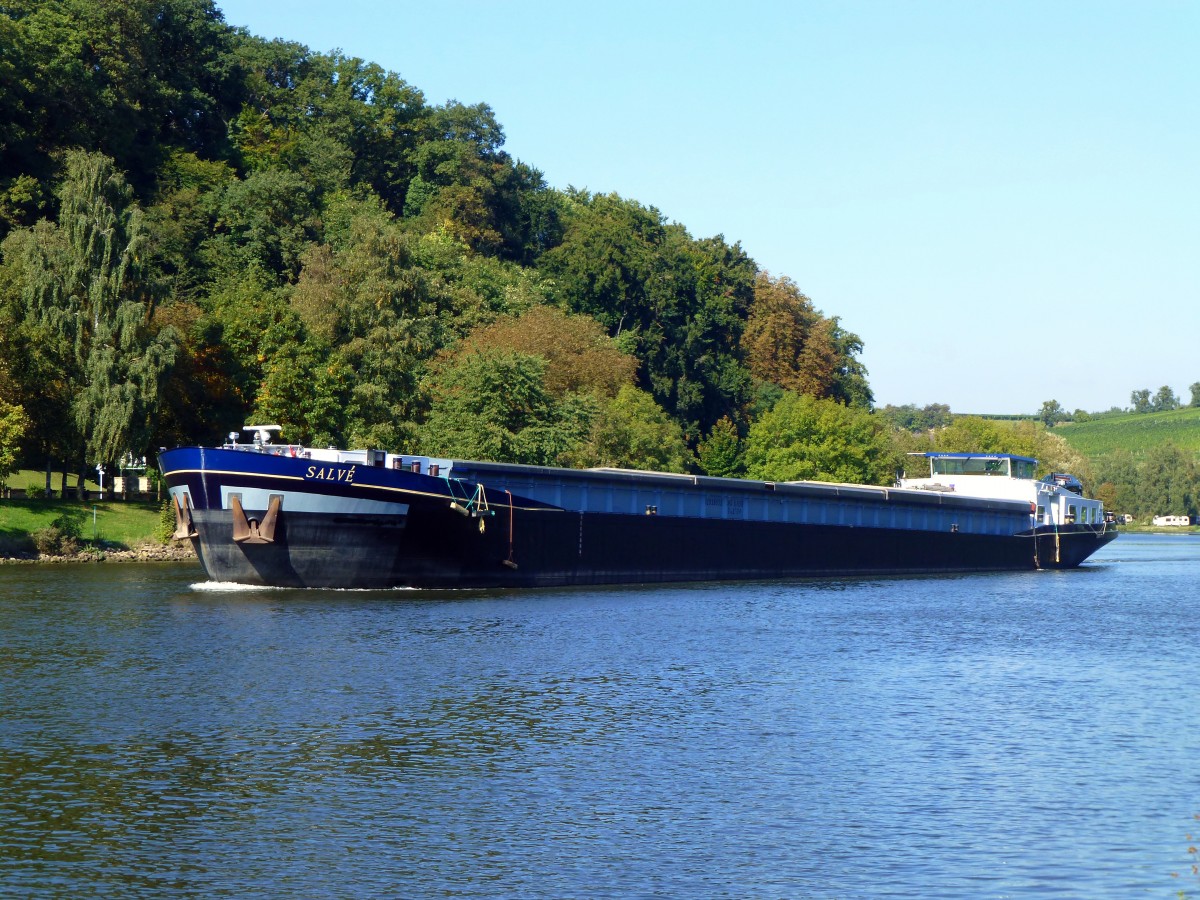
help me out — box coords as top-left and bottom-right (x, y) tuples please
(0, 541), (197, 565)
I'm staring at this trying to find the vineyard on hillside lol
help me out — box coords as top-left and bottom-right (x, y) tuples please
(1053, 407), (1200, 458)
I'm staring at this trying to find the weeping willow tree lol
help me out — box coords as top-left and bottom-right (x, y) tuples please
(16, 150), (177, 495)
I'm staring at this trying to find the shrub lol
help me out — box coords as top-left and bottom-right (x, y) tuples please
(31, 526), (71, 555)
(159, 499), (177, 543)
(32, 513), (84, 556)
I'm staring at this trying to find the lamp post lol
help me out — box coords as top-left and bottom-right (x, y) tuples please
(95, 463), (105, 500)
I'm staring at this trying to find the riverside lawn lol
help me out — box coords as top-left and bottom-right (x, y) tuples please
(0, 496), (186, 560)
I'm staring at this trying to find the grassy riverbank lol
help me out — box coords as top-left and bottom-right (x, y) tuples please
(0, 466), (173, 557)
(0, 497), (167, 556)
(6, 467), (104, 495)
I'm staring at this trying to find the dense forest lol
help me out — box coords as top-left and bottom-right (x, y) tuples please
(0, 0), (1194, 520)
(0, 0), (874, 482)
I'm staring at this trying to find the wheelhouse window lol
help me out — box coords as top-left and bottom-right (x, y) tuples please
(931, 457), (1012, 477)
(1012, 459), (1037, 480)
(926, 455), (1038, 479)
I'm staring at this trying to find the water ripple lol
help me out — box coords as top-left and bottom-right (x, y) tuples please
(1, 540), (1197, 898)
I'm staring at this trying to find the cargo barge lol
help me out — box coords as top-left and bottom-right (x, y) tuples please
(159, 428), (1117, 589)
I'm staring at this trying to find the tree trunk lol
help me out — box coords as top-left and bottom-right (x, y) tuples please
(44, 459), (52, 496)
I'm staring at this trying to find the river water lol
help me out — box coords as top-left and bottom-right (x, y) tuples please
(0, 534), (1196, 899)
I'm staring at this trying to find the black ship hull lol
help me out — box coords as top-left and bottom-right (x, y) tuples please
(186, 507), (1115, 589)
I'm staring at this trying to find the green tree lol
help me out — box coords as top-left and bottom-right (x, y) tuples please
(196, 267), (298, 414)
(827, 318), (872, 408)
(743, 392), (892, 485)
(252, 338), (346, 447)
(878, 403), (952, 432)
(1092, 449), (1146, 518)
(0, 8), (37, 197)
(402, 101), (552, 260)
(1, 0), (239, 201)
(289, 200), (451, 447)
(419, 349), (590, 465)
(229, 40), (429, 213)
(0, 225), (75, 486)
(204, 166), (317, 282)
(151, 299), (244, 447)
(698, 416), (744, 477)
(1139, 443), (1197, 516)
(450, 305), (637, 400)
(13, 151), (178, 490)
(1038, 399), (1068, 426)
(654, 229), (757, 436)
(1130, 389), (1152, 413)
(1152, 385), (1179, 412)
(538, 191), (759, 439)
(563, 385), (694, 473)
(0, 399), (29, 491)
(537, 191), (660, 335)
(142, 150), (237, 304)
(406, 227), (549, 331)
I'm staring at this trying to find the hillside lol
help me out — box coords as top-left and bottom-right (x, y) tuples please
(1053, 407), (1200, 458)
(0, 1), (870, 489)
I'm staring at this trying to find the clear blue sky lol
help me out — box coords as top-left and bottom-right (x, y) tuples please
(216, 0), (1198, 414)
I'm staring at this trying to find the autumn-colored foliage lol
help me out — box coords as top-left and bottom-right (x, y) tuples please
(445, 305), (638, 400)
(742, 272), (840, 399)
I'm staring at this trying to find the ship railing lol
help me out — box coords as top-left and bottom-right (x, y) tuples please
(218, 439), (457, 476)
(222, 439), (315, 459)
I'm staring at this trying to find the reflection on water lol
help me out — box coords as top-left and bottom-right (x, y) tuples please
(1, 537), (1198, 898)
